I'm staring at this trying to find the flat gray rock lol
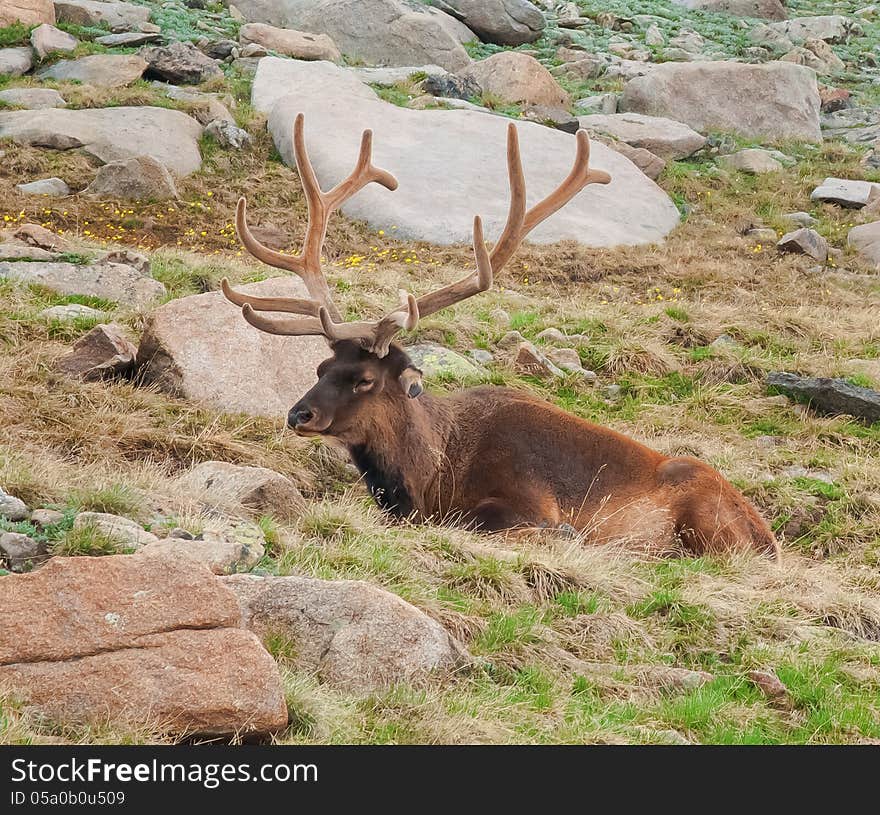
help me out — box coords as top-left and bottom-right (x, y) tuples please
(53, 0), (151, 31)
(437, 0), (544, 46)
(0, 88), (66, 109)
(576, 112), (706, 160)
(15, 177), (70, 195)
(38, 54), (148, 87)
(810, 177), (880, 208)
(0, 260), (166, 307)
(847, 221), (880, 268)
(619, 61), (821, 143)
(768, 15), (851, 43)
(0, 106), (203, 176)
(253, 58), (680, 248)
(30, 22), (78, 59)
(96, 31), (161, 47)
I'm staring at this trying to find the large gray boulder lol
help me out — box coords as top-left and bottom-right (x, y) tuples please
(460, 51), (570, 108)
(0, 88), (66, 109)
(768, 15), (851, 43)
(670, 0), (787, 20)
(619, 61), (821, 143)
(0, 107), (203, 176)
(435, 0), (544, 45)
(0, 0), (55, 26)
(83, 155), (179, 201)
(848, 221), (880, 268)
(767, 372), (880, 423)
(224, 573), (466, 693)
(0, 47), (33, 77)
(137, 277), (329, 417)
(233, 0), (473, 71)
(38, 54), (147, 88)
(253, 58), (680, 248)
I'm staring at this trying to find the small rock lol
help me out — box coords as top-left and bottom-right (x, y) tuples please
(240, 42), (268, 58)
(201, 39), (237, 60)
(460, 51), (570, 108)
(38, 54), (148, 88)
(710, 333), (739, 349)
(0, 47), (34, 78)
(783, 211), (817, 227)
(669, 29), (704, 53)
(30, 23), (78, 59)
(811, 177), (880, 208)
(141, 41), (223, 85)
(12, 224), (70, 252)
(777, 228), (828, 263)
(468, 348), (493, 365)
(173, 461), (304, 520)
(498, 330), (526, 348)
(489, 308), (511, 327)
(96, 31), (162, 47)
(40, 303), (106, 322)
(515, 342), (564, 379)
(421, 72), (480, 100)
(781, 465), (834, 483)
(767, 371), (880, 423)
(536, 327), (569, 343)
(72, 512), (158, 550)
(55, 324), (138, 381)
(239, 23), (341, 62)
(523, 105), (579, 134)
(0, 533), (48, 572)
(601, 138), (665, 180)
(0, 489), (29, 522)
(0, 88), (66, 109)
(83, 156), (178, 201)
(204, 118), (252, 150)
(848, 221), (880, 269)
(748, 669), (789, 700)
(406, 342), (483, 379)
(547, 347), (582, 368)
(718, 148), (783, 174)
(100, 248), (150, 275)
(15, 178), (70, 196)
(141, 520), (265, 575)
(746, 227), (778, 242)
(604, 384), (623, 400)
(30, 508), (65, 526)
(644, 22), (664, 46)
(573, 93), (619, 115)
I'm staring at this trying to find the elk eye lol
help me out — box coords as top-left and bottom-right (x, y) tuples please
(354, 377), (375, 393)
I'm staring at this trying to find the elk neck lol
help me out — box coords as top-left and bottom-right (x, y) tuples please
(344, 389), (456, 520)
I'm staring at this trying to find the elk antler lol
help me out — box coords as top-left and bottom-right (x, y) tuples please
(223, 118), (611, 357)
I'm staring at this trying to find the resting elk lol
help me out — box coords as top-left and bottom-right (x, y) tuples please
(222, 114), (778, 558)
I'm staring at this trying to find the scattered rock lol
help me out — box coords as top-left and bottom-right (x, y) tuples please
(15, 177), (70, 195)
(201, 38), (237, 59)
(0, 87), (66, 109)
(141, 521), (265, 575)
(53, 0), (150, 30)
(718, 148), (783, 174)
(577, 112), (706, 160)
(0, 554), (288, 737)
(83, 155), (179, 201)
(748, 669), (790, 700)
(847, 221), (880, 269)
(461, 51), (570, 109)
(536, 327), (569, 343)
(0, 46), (33, 78)
(137, 278), (328, 417)
(498, 329), (527, 348)
(253, 58), (680, 248)
(223, 572), (466, 693)
(351, 63), (449, 87)
(30, 22), (77, 58)
(747, 23), (793, 52)
(55, 323), (138, 381)
(421, 71), (480, 101)
(0, 489), (29, 521)
(781, 464), (834, 483)
(644, 22), (664, 46)
(780, 40), (845, 75)
(239, 22), (341, 61)
(40, 303), (105, 323)
(768, 15), (851, 44)
(515, 341), (564, 379)
(784, 211), (818, 227)
(604, 383), (623, 400)
(619, 61), (821, 142)
(767, 371), (880, 423)
(777, 228), (828, 262)
(141, 41), (223, 84)
(0, 243), (55, 261)
(671, 0), (786, 19)
(547, 347), (582, 369)
(243, 0), (473, 72)
(100, 247), (150, 274)
(0, 107), (203, 176)
(240, 42), (268, 58)
(818, 86), (851, 113)
(599, 138), (665, 180)
(573, 93), (618, 115)
(30, 508), (64, 526)
(204, 118), (252, 149)
(551, 55), (605, 82)
(0, 532), (48, 572)
(173, 461), (304, 519)
(0, 260), (165, 307)
(810, 177), (880, 208)
(38, 53), (148, 87)
(468, 348), (493, 365)
(436, 0), (544, 46)
(95, 30), (161, 47)
(522, 105), (579, 134)
(669, 28), (704, 54)
(73, 512), (158, 549)
(0, 0), (55, 27)
(406, 342), (483, 379)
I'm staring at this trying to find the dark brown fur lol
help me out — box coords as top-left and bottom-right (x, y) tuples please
(290, 341), (778, 557)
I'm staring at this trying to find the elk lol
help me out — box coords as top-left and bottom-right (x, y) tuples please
(222, 114), (778, 558)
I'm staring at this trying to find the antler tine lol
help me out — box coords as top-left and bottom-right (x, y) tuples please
(324, 128), (399, 213)
(239, 303), (327, 337)
(220, 277), (320, 317)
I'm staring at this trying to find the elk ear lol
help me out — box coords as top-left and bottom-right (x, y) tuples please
(399, 366), (424, 399)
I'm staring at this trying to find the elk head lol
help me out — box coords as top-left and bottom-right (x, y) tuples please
(222, 113), (611, 436)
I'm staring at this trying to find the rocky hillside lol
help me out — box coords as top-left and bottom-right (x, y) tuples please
(1, 0), (879, 744)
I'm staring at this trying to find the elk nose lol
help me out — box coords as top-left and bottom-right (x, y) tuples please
(288, 405), (314, 429)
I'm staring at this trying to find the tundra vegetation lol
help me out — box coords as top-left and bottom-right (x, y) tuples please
(1, 0), (879, 744)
